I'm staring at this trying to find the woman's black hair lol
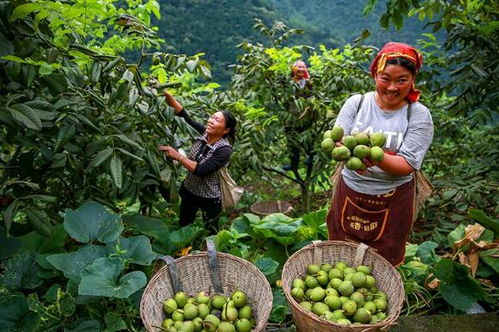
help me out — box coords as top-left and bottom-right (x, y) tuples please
(386, 57), (417, 75)
(221, 110), (237, 143)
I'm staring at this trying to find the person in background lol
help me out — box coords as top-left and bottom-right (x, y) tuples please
(159, 91), (237, 232)
(282, 60), (315, 171)
(327, 42), (434, 266)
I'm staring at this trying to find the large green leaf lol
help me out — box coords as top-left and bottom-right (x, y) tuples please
(64, 201), (123, 244)
(252, 219), (303, 246)
(69, 319), (101, 331)
(78, 257), (147, 298)
(8, 104), (42, 130)
(0, 251), (44, 291)
(111, 236), (157, 266)
(46, 244), (107, 281)
(255, 257), (279, 276)
(122, 214), (175, 240)
(480, 249), (499, 274)
(0, 227), (23, 260)
(0, 294), (39, 331)
(433, 259), (487, 312)
(110, 155), (123, 189)
(447, 223), (466, 248)
(416, 241), (440, 264)
(469, 209), (499, 235)
(18, 224), (68, 253)
(302, 208), (327, 230)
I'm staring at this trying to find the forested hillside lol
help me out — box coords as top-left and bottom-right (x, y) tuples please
(157, 0), (436, 83)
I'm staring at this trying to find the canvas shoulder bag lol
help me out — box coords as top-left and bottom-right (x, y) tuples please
(218, 165), (244, 210)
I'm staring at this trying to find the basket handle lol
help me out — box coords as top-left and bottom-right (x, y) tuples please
(206, 239), (224, 294)
(312, 240), (322, 265)
(161, 255), (183, 293)
(353, 242), (369, 267)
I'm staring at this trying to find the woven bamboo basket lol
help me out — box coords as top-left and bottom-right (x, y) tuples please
(282, 241), (404, 332)
(250, 200), (293, 217)
(140, 250), (273, 332)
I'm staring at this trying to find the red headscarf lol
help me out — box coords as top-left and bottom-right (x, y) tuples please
(292, 61), (310, 79)
(370, 42), (423, 102)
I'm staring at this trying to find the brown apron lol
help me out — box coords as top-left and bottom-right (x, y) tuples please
(327, 177), (415, 267)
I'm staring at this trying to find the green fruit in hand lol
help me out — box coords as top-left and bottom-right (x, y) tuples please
(316, 270), (329, 286)
(291, 287), (305, 301)
(183, 303), (199, 320)
(343, 135), (357, 150)
(323, 130), (332, 139)
(353, 308), (371, 324)
(324, 295), (342, 310)
(342, 299), (358, 316)
(292, 278), (305, 289)
(217, 322), (235, 332)
(203, 314), (220, 332)
(355, 132), (370, 145)
(331, 126), (344, 142)
(310, 287), (326, 302)
(164, 298), (178, 314)
(332, 146), (351, 161)
(235, 318), (252, 332)
(312, 302), (330, 316)
(231, 290), (247, 308)
(175, 292), (188, 308)
(346, 157), (363, 171)
(370, 146), (384, 162)
(338, 281), (355, 296)
(300, 301), (313, 311)
(211, 295), (226, 309)
(238, 305), (252, 319)
(351, 272), (367, 288)
(370, 132), (386, 147)
(321, 138), (335, 152)
(307, 264), (321, 275)
(353, 145), (370, 159)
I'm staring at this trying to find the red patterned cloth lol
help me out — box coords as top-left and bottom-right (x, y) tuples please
(370, 42), (423, 102)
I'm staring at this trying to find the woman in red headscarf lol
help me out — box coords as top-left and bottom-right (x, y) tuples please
(326, 42), (434, 266)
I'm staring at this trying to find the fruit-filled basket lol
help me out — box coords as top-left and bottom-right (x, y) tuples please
(140, 241), (272, 331)
(282, 240), (404, 332)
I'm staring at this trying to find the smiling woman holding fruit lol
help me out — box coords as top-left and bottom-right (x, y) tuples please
(326, 42), (434, 267)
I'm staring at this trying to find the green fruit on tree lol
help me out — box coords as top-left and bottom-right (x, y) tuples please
(342, 299), (358, 316)
(343, 135), (357, 150)
(338, 281), (355, 296)
(175, 292), (188, 308)
(331, 146), (351, 161)
(370, 132), (386, 147)
(235, 318), (252, 332)
(331, 126), (344, 142)
(370, 146), (384, 162)
(352, 308), (371, 324)
(323, 130), (332, 139)
(231, 290), (247, 308)
(346, 157), (363, 171)
(353, 145), (370, 159)
(312, 302), (330, 316)
(321, 138), (335, 152)
(164, 299), (178, 314)
(217, 322), (235, 332)
(355, 132), (370, 145)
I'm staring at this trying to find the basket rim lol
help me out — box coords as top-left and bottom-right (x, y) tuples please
(140, 251), (273, 332)
(281, 240), (404, 329)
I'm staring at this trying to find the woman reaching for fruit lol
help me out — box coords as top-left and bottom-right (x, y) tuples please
(327, 42), (434, 266)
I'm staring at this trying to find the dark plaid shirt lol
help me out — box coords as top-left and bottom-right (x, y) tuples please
(177, 109), (232, 198)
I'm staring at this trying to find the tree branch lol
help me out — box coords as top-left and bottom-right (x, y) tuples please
(262, 165), (304, 185)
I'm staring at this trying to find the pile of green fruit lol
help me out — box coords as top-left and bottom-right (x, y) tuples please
(290, 262), (389, 326)
(161, 290), (255, 332)
(321, 126), (386, 171)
